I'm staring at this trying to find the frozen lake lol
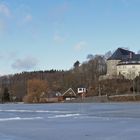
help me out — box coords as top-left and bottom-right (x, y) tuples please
(0, 103), (140, 140)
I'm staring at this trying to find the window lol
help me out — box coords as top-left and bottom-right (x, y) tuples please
(78, 88), (82, 91)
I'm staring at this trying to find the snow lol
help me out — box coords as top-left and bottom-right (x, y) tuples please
(0, 103), (140, 140)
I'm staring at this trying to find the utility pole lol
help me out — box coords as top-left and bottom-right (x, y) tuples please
(99, 84), (101, 97)
(133, 79), (136, 100)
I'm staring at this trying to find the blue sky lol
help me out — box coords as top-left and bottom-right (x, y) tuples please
(0, 0), (140, 75)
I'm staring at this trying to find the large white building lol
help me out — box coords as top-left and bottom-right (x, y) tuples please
(106, 48), (140, 79)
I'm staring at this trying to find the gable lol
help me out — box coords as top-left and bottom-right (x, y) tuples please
(62, 88), (76, 97)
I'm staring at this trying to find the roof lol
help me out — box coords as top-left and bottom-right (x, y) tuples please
(77, 85), (87, 88)
(108, 48), (135, 60)
(117, 54), (140, 65)
(62, 88), (76, 97)
(132, 54), (140, 61)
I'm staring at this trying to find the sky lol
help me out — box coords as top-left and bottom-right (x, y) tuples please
(0, 0), (140, 75)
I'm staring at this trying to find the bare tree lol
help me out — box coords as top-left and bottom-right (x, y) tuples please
(24, 79), (48, 103)
(104, 51), (112, 59)
(87, 54), (94, 60)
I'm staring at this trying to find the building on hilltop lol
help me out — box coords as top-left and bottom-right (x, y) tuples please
(101, 48), (140, 80)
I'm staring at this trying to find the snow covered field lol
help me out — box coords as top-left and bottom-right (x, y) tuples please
(0, 103), (140, 140)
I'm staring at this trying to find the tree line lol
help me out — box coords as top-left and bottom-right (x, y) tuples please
(0, 52), (139, 103)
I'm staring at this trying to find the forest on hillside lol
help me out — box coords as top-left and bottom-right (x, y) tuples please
(0, 53), (140, 103)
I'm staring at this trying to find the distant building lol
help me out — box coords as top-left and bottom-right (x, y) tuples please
(77, 87), (87, 99)
(39, 91), (62, 103)
(77, 87), (86, 94)
(62, 88), (76, 101)
(105, 48), (140, 79)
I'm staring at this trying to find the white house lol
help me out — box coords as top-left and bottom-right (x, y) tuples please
(77, 88), (86, 94)
(106, 48), (140, 79)
(77, 87), (87, 99)
(117, 59), (140, 79)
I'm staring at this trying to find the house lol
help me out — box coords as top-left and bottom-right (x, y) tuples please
(105, 48), (140, 79)
(77, 87), (87, 99)
(39, 91), (61, 103)
(62, 88), (77, 100)
(77, 87), (86, 93)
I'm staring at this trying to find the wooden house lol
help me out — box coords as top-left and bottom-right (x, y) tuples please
(62, 88), (77, 100)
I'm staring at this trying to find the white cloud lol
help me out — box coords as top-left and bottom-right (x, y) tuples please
(7, 51), (18, 60)
(0, 19), (6, 32)
(74, 41), (87, 51)
(17, 14), (32, 26)
(0, 51), (18, 60)
(48, 2), (69, 22)
(23, 14), (32, 23)
(54, 33), (65, 44)
(0, 4), (11, 17)
(0, 4), (11, 34)
(11, 56), (38, 70)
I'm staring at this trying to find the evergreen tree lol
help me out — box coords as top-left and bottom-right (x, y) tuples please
(2, 87), (10, 103)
